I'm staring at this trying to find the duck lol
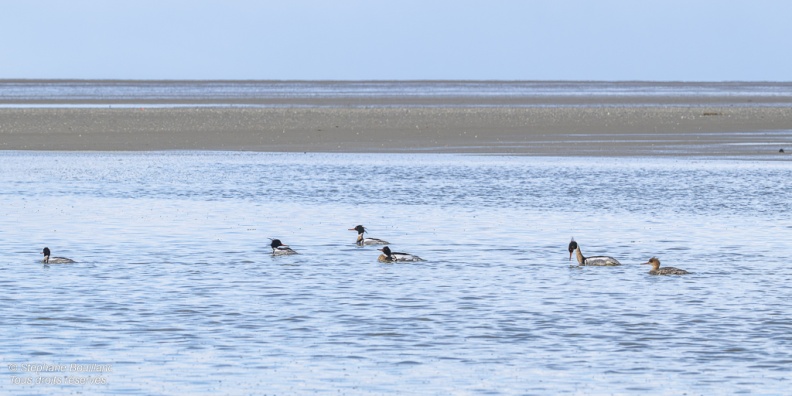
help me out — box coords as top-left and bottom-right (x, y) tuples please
(377, 246), (423, 262)
(270, 239), (298, 255)
(568, 237), (578, 261)
(41, 247), (75, 264)
(348, 225), (389, 246)
(574, 244), (621, 266)
(642, 257), (689, 275)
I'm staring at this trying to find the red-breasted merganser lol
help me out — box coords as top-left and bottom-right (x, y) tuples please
(270, 239), (298, 255)
(377, 246), (423, 262)
(574, 244), (621, 266)
(568, 237), (578, 261)
(642, 257), (689, 275)
(41, 247), (75, 264)
(349, 225), (389, 246)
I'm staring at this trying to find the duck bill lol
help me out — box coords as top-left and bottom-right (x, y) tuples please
(568, 251), (573, 261)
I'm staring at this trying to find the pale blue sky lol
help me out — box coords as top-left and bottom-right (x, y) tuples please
(2, 0), (791, 81)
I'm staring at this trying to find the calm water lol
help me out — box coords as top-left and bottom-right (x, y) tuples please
(3, 80), (792, 107)
(1, 151), (791, 395)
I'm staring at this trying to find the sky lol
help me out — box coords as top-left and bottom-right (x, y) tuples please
(2, 0), (791, 81)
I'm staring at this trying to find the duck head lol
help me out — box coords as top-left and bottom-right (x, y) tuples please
(568, 238), (577, 261)
(642, 257), (661, 270)
(378, 246), (392, 258)
(349, 225), (366, 234)
(269, 239), (287, 249)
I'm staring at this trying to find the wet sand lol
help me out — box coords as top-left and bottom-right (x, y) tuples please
(1, 104), (791, 156)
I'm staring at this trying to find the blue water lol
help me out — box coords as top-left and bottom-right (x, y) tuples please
(1, 151), (790, 394)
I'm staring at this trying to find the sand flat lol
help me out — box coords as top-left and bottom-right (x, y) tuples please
(1, 105), (791, 156)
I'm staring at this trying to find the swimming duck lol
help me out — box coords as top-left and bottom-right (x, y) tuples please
(642, 257), (689, 275)
(568, 237), (578, 261)
(348, 225), (389, 246)
(270, 239), (298, 255)
(574, 244), (621, 266)
(41, 247), (75, 264)
(377, 246), (423, 262)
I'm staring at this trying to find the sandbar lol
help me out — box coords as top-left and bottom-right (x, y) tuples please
(1, 103), (791, 157)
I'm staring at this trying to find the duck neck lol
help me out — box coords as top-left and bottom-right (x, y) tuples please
(575, 248), (585, 264)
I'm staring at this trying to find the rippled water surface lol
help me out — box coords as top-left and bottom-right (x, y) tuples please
(1, 152), (791, 395)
